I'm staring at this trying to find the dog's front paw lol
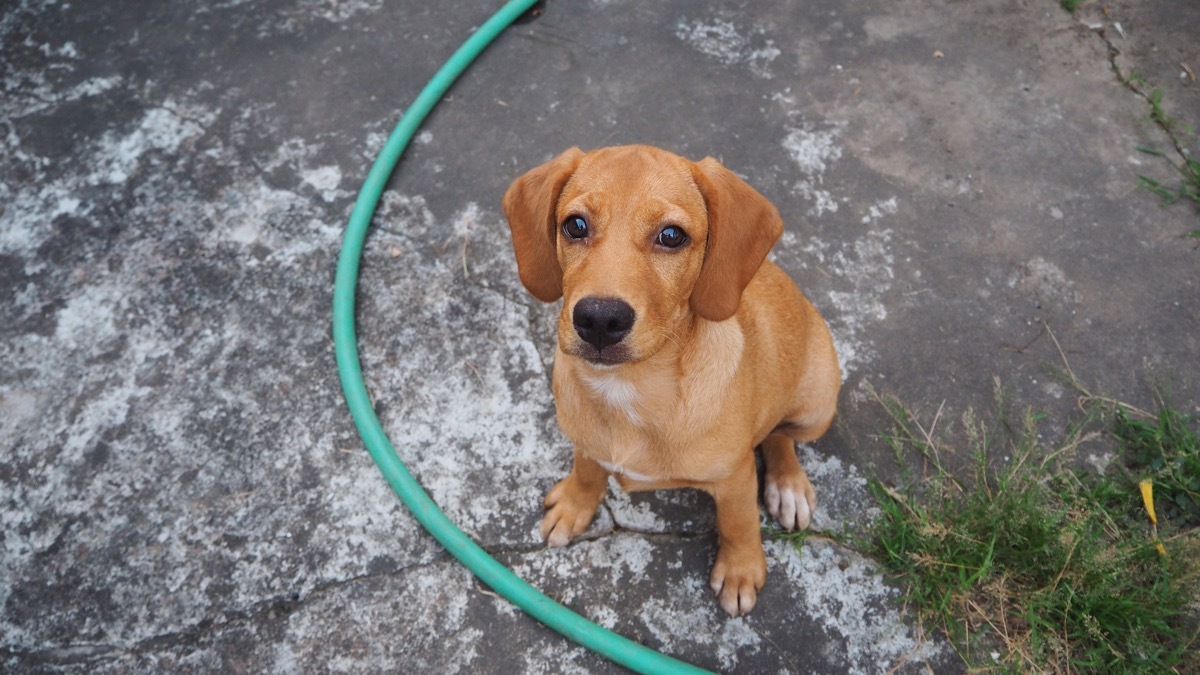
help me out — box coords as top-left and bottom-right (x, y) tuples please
(540, 474), (605, 547)
(709, 545), (767, 616)
(764, 468), (816, 532)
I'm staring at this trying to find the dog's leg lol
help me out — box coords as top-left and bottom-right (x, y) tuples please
(708, 452), (767, 616)
(540, 450), (608, 547)
(762, 433), (817, 531)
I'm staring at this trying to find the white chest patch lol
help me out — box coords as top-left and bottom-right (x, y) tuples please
(579, 371), (642, 426)
(596, 459), (656, 483)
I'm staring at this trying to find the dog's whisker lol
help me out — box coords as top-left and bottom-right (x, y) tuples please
(657, 327), (684, 351)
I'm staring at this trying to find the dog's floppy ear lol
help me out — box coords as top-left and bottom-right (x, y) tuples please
(689, 157), (784, 321)
(502, 147), (585, 302)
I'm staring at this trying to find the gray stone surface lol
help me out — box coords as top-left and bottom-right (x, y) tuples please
(2, 0), (1196, 672)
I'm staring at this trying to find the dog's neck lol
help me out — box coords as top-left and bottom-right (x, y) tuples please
(567, 315), (745, 432)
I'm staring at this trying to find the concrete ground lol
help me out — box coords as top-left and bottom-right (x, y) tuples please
(2, 0), (1197, 672)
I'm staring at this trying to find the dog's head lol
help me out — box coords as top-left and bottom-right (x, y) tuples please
(502, 145), (783, 367)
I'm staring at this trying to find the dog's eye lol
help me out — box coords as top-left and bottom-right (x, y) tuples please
(562, 216), (589, 240)
(656, 225), (688, 249)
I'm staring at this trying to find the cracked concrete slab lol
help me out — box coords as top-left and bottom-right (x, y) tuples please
(2, 0), (1197, 672)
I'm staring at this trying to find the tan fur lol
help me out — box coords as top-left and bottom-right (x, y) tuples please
(502, 145), (841, 616)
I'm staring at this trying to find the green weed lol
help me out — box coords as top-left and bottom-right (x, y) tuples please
(1137, 153), (1200, 218)
(867, 388), (1200, 672)
(1124, 82), (1200, 222)
(1115, 405), (1200, 529)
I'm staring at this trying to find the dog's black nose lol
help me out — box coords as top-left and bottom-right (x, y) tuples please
(573, 297), (635, 351)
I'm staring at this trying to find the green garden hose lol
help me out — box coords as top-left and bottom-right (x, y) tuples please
(331, 1), (710, 672)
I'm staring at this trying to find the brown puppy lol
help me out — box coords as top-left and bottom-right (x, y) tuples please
(502, 145), (840, 616)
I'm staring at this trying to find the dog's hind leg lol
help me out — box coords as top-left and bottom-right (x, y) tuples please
(762, 432), (817, 532)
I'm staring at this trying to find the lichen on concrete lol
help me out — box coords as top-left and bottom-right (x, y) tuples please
(4, 0), (1198, 672)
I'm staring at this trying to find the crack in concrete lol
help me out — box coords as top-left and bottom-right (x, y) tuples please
(755, 629), (803, 674)
(1, 552), (454, 668)
(7, 524), (720, 668)
(143, 102), (213, 130)
(7, 531), (723, 667)
(606, 520), (715, 541)
(479, 512), (716, 557)
(1087, 22), (1195, 165)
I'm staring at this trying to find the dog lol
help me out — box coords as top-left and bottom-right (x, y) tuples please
(502, 145), (841, 616)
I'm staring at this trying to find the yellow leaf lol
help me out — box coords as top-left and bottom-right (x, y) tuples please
(1139, 479), (1157, 525)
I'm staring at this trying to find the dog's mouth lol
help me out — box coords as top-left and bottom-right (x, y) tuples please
(570, 342), (633, 367)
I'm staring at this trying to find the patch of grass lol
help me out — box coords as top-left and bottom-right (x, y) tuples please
(867, 386), (1200, 672)
(772, 528), (813, 559)
(1060, 0), (1081, 12)
(1115, 405), (1200, 528)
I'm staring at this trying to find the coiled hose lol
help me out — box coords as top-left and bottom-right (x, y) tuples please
(331, 1), (710, 672)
